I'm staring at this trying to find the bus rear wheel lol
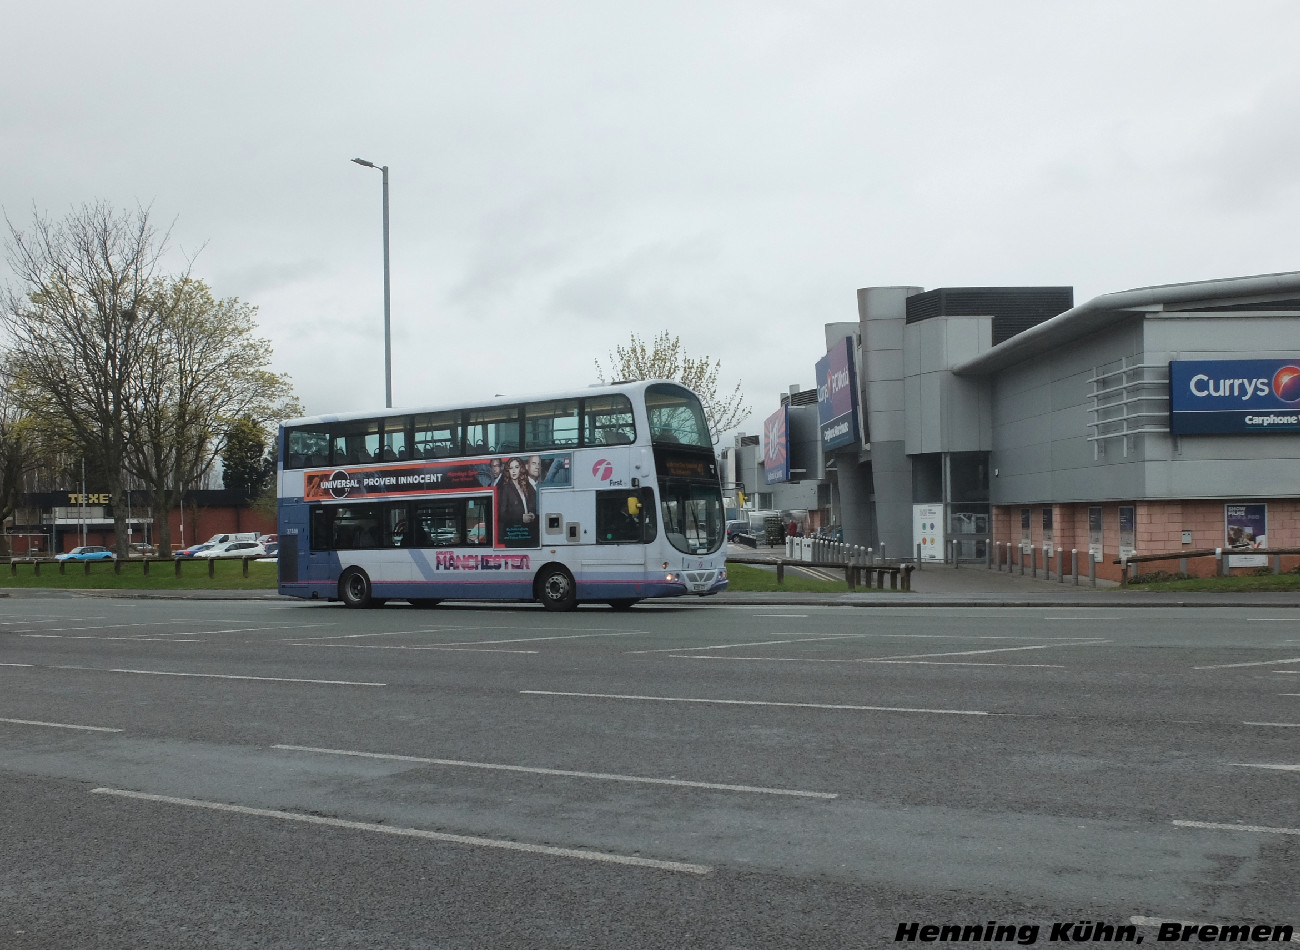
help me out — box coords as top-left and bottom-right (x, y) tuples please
(536, 565), (577, 612)
(339, 568), (375, 609)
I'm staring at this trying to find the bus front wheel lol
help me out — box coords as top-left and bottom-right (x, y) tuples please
(339, 568), (375, 609)
(536, 565), (577, 612)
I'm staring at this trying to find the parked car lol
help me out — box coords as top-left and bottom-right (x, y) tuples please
(726, 520), (749, 542)
(193, 540), (267, 559)
(56, 545), (116, 561)
(174, 543), (214, 558)
(130, 542), (156, 557)
(259, 534), (279, 556)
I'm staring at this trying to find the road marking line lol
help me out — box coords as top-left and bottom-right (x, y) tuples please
(0, 717), (122, 732)
(1130, 918), (1300, 944)
(272, 744), (837, 799)
(1173, 819), (1300, 836)
(52, 665), (384, 686)
(1245, 722), (1300, 727)
(870, 641), (1105, 661)
(0, 663), (35, 668)
(627, 635), (860, 655)
(89, 788), (710, 874)
(667, 655), (1065, 668)
(753, 614), (808, 618)
(1234, 763), (1300, 771)
(521, 690), (987, 716)
(291, 644), (539, 654)
(23, 635), (202, 642)
(1195, 656), (1300, 670)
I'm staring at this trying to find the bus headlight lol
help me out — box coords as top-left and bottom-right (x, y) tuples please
(719, 568), (727, 580)
(666, 572), (676, 582)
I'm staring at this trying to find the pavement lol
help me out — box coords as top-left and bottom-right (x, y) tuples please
(6, 545), (1300, 607)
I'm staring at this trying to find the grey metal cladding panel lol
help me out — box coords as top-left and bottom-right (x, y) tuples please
(859, 287), (921, 321)
(864, 316), (905, 351)
(865, 348), (905, 383)
(1162, 458), (1300, 498)
(920, 374), (943, 454)
(941, 373), (990, 452)
(1145, 314), (1300, 357)
(904, 375), (923, 455)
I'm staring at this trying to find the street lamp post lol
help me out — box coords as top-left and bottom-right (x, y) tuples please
(352, 157), (392, 408)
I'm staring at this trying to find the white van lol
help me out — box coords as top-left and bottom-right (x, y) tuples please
(204, 532), (259, 546)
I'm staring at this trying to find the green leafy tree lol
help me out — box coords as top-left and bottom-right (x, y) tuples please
(125, 277), (300, 556)
(593, 331), (750, 443)
(221, 416), (273, 502)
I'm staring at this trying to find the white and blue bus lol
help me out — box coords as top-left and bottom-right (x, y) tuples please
(276, 380), (728, 610)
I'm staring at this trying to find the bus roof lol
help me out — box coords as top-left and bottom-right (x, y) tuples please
(279, 379), (699, 429)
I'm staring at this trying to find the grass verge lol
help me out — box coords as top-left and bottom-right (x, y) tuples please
(724, 561), (887, 594)
(0, 559), (278, 591)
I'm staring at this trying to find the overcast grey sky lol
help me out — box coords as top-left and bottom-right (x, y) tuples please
(5, 1), (1298, 436)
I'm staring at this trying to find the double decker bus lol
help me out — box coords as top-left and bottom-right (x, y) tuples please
(276, 380), (728, 610)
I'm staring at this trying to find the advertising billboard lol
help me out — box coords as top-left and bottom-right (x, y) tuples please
(1225, 503), (1267, 568)
(762, 405), (790, 484)
(1170, 359), (1300, 434)
(816, 337), (860, 451)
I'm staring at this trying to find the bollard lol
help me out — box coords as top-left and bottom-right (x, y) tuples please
(845, 562), (855, 591)
(8, 560), (14, 577)
(776, 561), (785, 584)
(1215, 547), (1223, 577)
(59, 559), (66, 575)
(916, 542), (921, 567)
(1274, 554), (1282, 575)
(1179, 557), (1188, 575)
(143, 558), (150, 577)
(952, 539), (960, 569)
(85, 560), (91, 576)
(1031, 545), (1037, 579)
(986, 539), (992, 570)
(1120, 557), (1127, 585)
(1057, 547), (1064, 583)
(175, 557), (183, 577)
(114, 558), (121, 575)
(208, 557), (216, 578)
(1089, 553), (1096, 588)
(34, 560), (40, 577)
(1072, 549), (1079, 586)
(902, 563), (913, 591)
(243, 556), (251, 578)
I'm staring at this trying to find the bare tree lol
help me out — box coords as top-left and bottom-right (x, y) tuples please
(2, 202), (171, 557)
(125, 277), (301, 556)
(0, 360), (32, 556)
(593, 331), (750, 443)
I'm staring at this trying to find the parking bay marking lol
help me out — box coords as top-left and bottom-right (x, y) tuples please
(90, 788), (711, 875)
(522, 690), (987, 716)
(50, 665), (385, 686)
(273, 744), (837, 799)
(1173, 819), (1300, 837)
(0, 717), (122, 732)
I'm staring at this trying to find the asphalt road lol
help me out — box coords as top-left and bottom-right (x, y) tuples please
(2, 597), (1298, 948)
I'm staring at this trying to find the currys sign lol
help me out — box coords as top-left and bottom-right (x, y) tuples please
(1170, 359), (1300, 434)
(816, 336), (860, 451)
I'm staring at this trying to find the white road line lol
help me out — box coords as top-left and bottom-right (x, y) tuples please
(627, 635), (860, 655)
(1245, 722), (1300, 727)
(754, 614), (808, 618)
(0, 663), (35, 668)
(1234, 763), (1300, 771)
(291, 644), (539, 654)
(1173, 819), (1300, 836)
(0, 717), (122, 732)
(23, 635), (202, 642)
(1195, 656), (1300, 670)
(1130, 918), (1300, 944)
(870, 641), (1105, 661)
(90, 788), (710, 874)
(52, 665), (385, 686)
(668, 655), (1065, 668)
(521, 690), (987, 716)
(272, 744), (837, 799)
